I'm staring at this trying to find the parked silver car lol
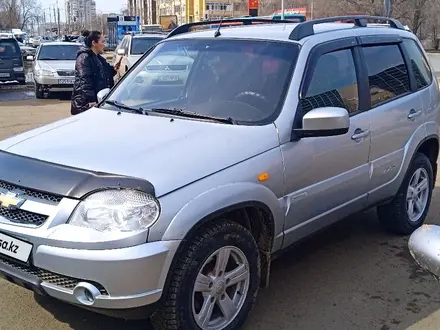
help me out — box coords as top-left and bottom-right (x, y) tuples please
(0, 16), (438, 330)
(31, 42), (81, 99)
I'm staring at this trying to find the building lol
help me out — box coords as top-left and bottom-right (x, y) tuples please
(127, 0), (158, 25)
(155, 0), (247, 25)
(66, 0), (97, 30)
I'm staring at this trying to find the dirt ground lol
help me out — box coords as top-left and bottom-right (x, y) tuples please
(1, 100), (440, 330)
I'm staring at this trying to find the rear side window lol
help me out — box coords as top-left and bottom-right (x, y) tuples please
(403, 39), (432, 89)
(0, 40), (20, 58)
(362, 45), (410, 107)
(301, 49), (359, 114)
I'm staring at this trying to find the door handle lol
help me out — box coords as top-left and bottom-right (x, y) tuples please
(408, 109), (422, 120)
(351, 128), (370, 141)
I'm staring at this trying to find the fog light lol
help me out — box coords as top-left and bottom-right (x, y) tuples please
(73, 282), (101, 306)
(84, 288), (94, 303)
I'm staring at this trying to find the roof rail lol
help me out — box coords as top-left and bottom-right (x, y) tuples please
(289, 15), (405, 41)
(167, 18), (294, 38)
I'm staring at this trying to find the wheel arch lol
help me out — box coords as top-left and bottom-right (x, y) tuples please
(415, 135), (439, 186)
(161, 183), (284, 288)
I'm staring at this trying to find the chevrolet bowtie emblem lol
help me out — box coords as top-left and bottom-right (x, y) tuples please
(0, 192), (25, 209)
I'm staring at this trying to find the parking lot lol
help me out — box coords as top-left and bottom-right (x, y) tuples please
(2, 55), (440, 330)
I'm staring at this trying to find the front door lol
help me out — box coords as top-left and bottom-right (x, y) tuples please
(281, 40), (372, 247)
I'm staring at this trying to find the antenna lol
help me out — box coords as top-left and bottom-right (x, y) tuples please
(214, 17), (224, 37)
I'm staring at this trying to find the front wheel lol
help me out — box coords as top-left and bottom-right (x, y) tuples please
(152, 220), (260, 330)
(377, 152), (434, 235)
(35, 83), (44, 99)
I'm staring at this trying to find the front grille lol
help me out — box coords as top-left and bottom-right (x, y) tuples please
(0, 258), (108, 295)
(146, 64), (187, 71)
(0, 207), (47, 226)
(57, 70), (74, 77)
(0, 180), (62, 203)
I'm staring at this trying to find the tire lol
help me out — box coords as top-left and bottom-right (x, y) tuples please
(35, 83), (44, 99)
(377, 152), (434, 235)
(152, 220), (260, 330)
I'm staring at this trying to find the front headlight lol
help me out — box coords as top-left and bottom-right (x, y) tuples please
(13, 66), (23, 72)
(69, 189), (160, 233)
(35, 68), (54, 76)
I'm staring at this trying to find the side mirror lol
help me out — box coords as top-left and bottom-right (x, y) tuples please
(26, 55), (34, 61)
(292, 107), (350, 139)
(97, 88), (110, 103)
(117, 48), (125, 56)
(409, 225), (440, 278)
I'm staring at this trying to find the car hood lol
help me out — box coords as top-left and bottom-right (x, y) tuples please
(37, 60), (75, 71)
(0, 109), (279, 197)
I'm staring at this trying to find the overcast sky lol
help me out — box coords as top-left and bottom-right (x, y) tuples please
(40, 0), (125, 15)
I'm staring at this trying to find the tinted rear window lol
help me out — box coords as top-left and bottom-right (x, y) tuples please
(0, 40), (20, 58)
(131, 37), (163, 55)
(38, 45), (81, 60)
(362, 44), (410, 107)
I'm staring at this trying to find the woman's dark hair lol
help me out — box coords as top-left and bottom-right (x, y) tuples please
(81, 29), (90, 37)
(85, 30), (102, 48)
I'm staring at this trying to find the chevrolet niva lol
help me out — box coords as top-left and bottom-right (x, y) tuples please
(0, 16), (438, 330)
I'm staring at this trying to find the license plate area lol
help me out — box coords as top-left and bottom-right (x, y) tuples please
(0, 73), (11, 77)
(58, 79), (74, 84)
(157, 75), (179, 82)
(0, 232), (32, 263)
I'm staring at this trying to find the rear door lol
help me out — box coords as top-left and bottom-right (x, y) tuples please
(359, 36), (425, 203)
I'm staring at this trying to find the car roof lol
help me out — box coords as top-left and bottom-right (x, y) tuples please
(168, 22), (415, 44)
(41, 42), (82, 46)
(133, 34), (166, 39)
(0, 37), (18, 42)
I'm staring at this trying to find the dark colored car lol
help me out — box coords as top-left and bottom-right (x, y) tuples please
(0, 38), (25, 84)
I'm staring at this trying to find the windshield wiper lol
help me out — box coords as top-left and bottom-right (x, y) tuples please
(104, 100), (147, 115)
(148, 108), (236, 124)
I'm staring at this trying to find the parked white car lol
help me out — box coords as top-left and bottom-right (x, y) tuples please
(31, 42), (81, 98)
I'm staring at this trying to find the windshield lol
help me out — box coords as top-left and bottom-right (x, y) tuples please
(0, 40), (20, 58)
(104, 39), (298, 124)
(131, 37), (163, 55)
(38, 44), (81, 60)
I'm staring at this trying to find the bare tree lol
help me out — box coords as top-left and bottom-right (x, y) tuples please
(19, 0), (37, 29)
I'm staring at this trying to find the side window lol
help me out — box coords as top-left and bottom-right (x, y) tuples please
(301, 49), (359, 115)
(403, 39), (433, 90)
(362, 45), (410, 108)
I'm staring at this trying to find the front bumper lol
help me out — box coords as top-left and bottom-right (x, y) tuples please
(0, 71), (25, 83)
(34, 75), (74, 92)
(0, 239), (179, 314)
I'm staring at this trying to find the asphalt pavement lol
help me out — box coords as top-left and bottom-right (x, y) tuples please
(1, 55), (440, 330)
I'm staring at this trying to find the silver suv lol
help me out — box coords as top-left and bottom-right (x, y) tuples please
(0, 16), (438, 330)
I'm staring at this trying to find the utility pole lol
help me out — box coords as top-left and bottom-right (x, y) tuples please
(57, 3), (61, 37)
(281, 0), (285, 19)
(43, 12), (46, 36)
(53, 5), (57, 36)
(384, 0), (392, 17)
(36, 16), (40, 36)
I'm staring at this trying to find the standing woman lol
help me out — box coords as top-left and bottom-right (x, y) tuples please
(71, 31), (120, 115)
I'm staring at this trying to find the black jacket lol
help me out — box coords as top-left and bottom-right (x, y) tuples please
(71, 47), (116, 115)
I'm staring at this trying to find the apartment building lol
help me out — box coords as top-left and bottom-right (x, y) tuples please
(155, 0), (247, 25)
(127, 0), (158, 25)
(66, 0), (97, 30)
